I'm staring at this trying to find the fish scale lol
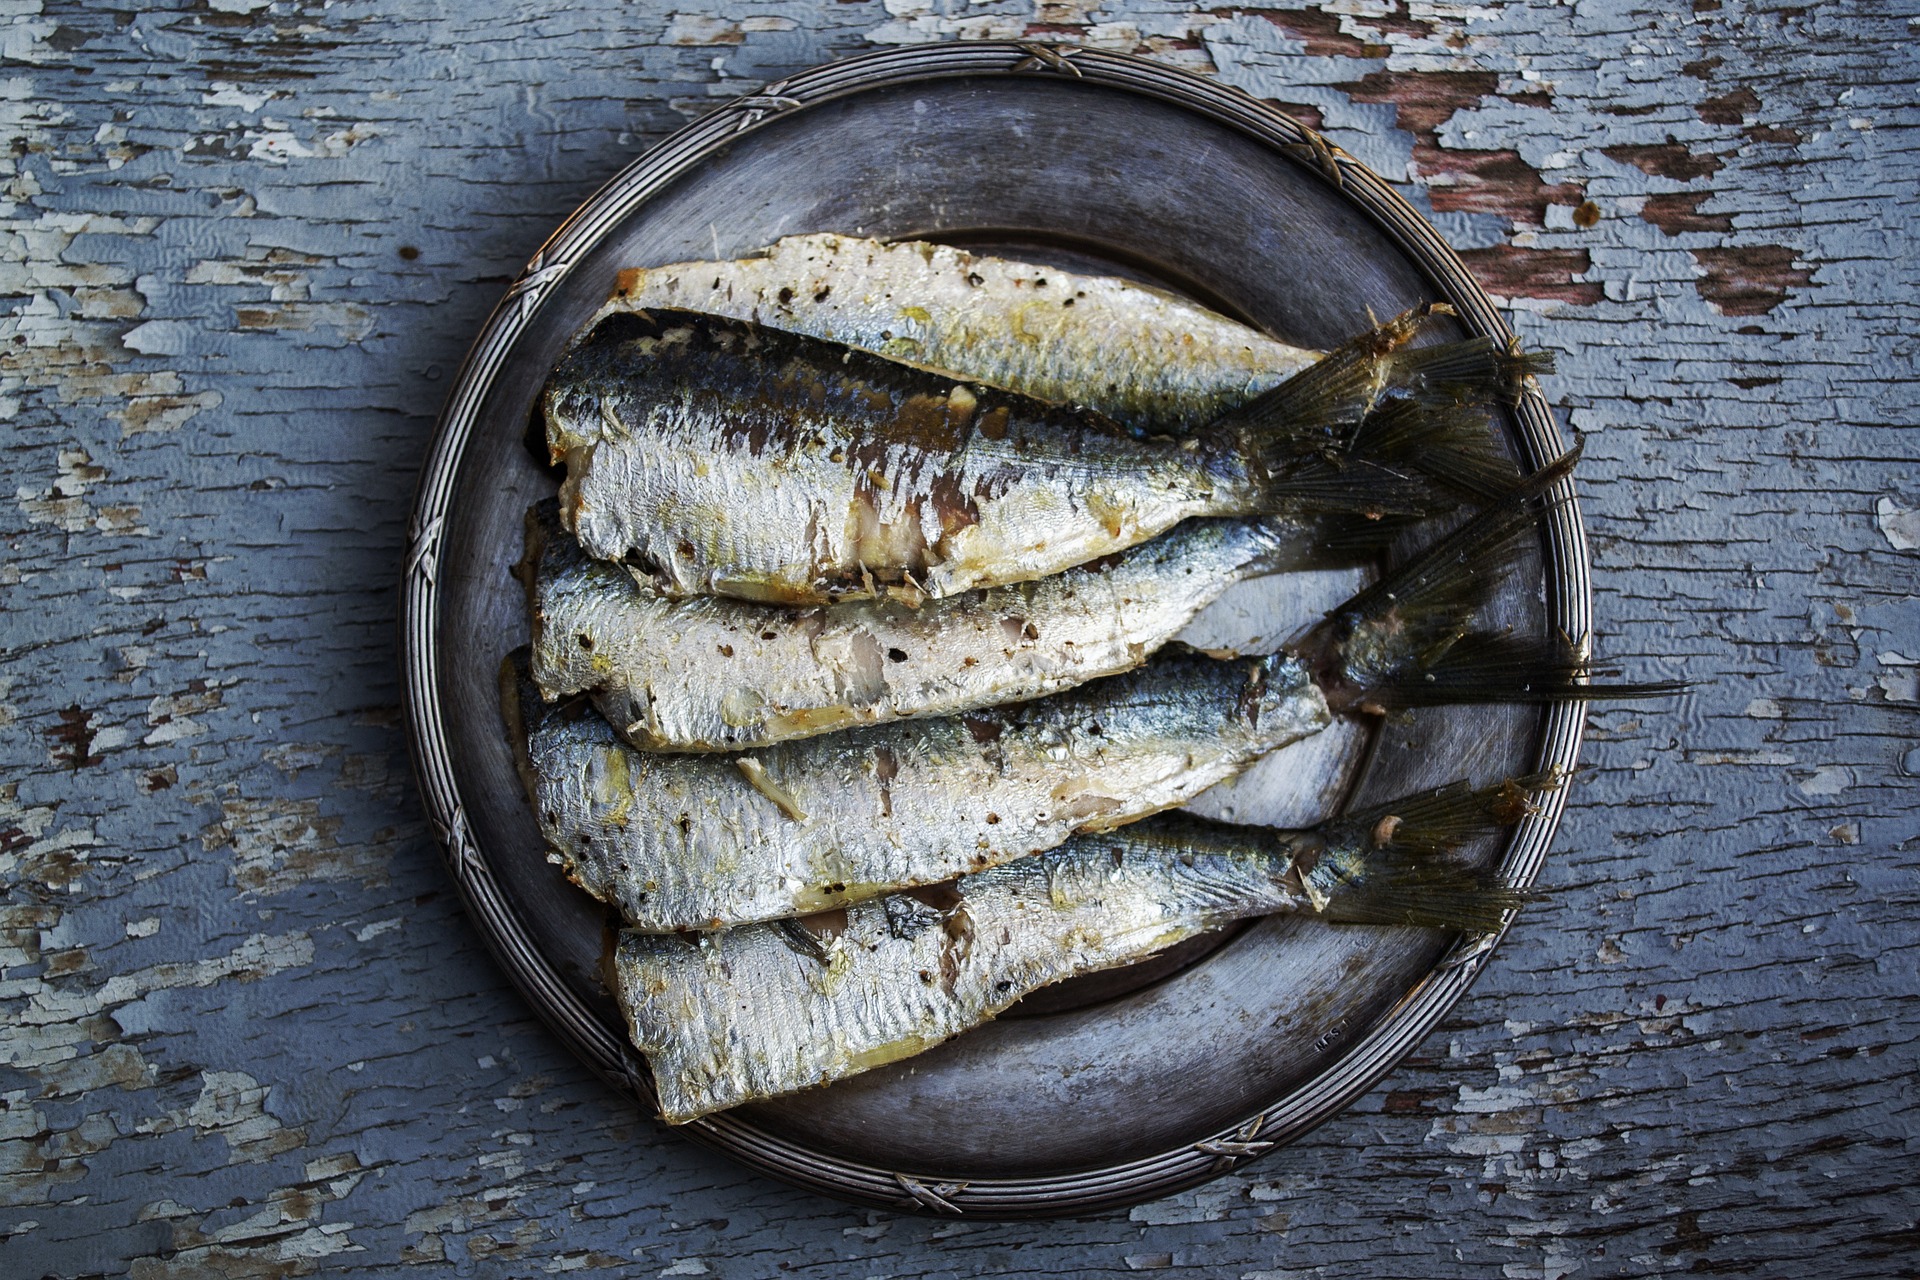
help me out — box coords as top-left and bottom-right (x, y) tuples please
(614, 771), (1554, 1125)
(547, 295), (1537, 608)
(589, 232), (1322, 433)
(617, 818), (1323, 1125)
(548, 310), (1241, 604)
(523, 499), (1320, 753)
(508, 648), (1330, 933)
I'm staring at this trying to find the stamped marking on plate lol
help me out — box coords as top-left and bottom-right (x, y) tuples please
(894, 1174), (969, 1214)
(1311, 1017), (1350, 1053)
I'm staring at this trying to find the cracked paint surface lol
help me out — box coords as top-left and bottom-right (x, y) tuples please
(1, 0), (1915, 1276)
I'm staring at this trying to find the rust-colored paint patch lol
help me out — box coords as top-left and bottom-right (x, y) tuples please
(1642, 191), (1734, 235)
(1426, 149), (1585, 222)
(1665, 1209), (1715, 1256)
(50, 706), (104, 769)
(1248, 8), (1399, 58)
(1022, 21), (1096, 39)
(1382, 1087), (1446, 1115)
(1336, 71), (1583, 222)
(1605, 140), (1724, 182)
(1746, 123), (1803, 145)
(1698, 87), (1760, 126)
(1266, 99), (1328, 132)
(1338, 69), (1494, 138)
(202, 796), (394, 895)
(1691, 245), (1811, 316)
(1261, 1), (1437, 44)
(1459, 246), (1603, 306)
(1572, 200), (1601, 229)
(664, 14), (745, 46)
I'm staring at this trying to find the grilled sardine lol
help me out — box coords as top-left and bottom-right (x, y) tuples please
(545, 307), (1537, 603)
(614, 778), (1547, 1123)
(516, 450), (1677, 935)
(524, 499), (1332, 752)
(589, 232), (1320, 432)
(508, 647), (1329, 932)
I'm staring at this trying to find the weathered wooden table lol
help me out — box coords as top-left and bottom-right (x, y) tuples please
(4, 2), (1915, 1275)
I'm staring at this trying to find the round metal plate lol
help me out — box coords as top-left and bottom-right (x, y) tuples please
(400, 42), (1590, 1218)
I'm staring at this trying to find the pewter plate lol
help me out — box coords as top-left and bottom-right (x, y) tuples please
(400, 43), (1590, 1217)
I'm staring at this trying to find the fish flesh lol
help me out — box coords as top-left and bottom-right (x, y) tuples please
(506, 646), (1330, 932)
(613, 777), (1545, 1123)
(588, 232), (1322, 433)
(523, 498), (1339, 752)
(544, 307), (1536, 604)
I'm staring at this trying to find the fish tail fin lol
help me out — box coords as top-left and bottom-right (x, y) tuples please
(1219, 305), (1549, 518)
(1317, 864), (1531, 932)
(1296, 442), (1687, 708)
(1294, 445), (1577, 691)
(1357, 631), (1693, 710)
(1384, 335), (1554, 408)
(1273, 398), (1531, 559)
(1345, 397), (1524, 501)
(1306, 772), (1561, 931)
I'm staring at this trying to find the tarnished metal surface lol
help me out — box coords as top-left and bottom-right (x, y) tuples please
(2, 0), (1914, 1273)
(408, 46), (1574, 1209)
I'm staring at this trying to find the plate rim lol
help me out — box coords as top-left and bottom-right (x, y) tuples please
(399, 40), (1593, 1218)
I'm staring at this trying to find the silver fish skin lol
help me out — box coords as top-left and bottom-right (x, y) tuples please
(523, 500), (1321, 752)
(612, 760), (1548, 1127)
(617, 816), (1321, 1123)
(615, 772), (1546, 1124)
(588, 232), (1321, 433)
(508, 648), (1329, 933)
(547, 309), (1270, 604)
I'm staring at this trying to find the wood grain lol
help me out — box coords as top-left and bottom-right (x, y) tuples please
(2, 0), (1915, 1274)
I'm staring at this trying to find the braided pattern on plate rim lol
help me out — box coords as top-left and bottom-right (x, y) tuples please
(398, 40), (1592, 1219)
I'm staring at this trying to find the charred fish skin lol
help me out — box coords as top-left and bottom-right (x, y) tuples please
(613, 776), (1541, 1124)
(618, 817), (1316, 1124)
(523, 499), (1320, 752)
(508, 647), (1329, 933)
(546, 309), (1249, 604)
(590, 232), (1321, 433)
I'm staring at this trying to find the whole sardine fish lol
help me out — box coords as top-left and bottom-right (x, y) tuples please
(515, 451), (1675, 934)
(613, 777), (1546, 1123)
(523, 498), (1339, 752)
(545, 306), (1536, 603)
(506, 647), (1330, 932)
(588, 232), (1321, 433)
